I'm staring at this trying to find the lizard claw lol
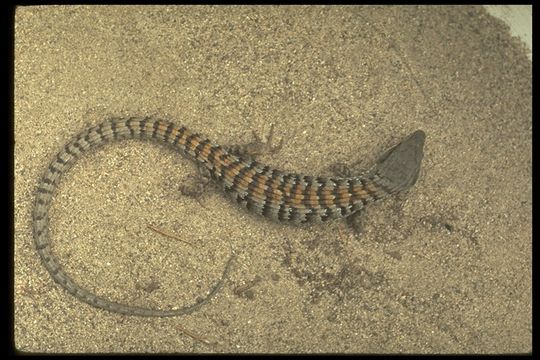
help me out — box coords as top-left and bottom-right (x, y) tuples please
(248, 123), (284, 156)
(228, 123), (284, 158)
(328, 162), (352, 177)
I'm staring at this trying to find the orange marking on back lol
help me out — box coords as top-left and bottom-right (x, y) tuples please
(187, 134), (201, 151)
(265, 178), (284, 203)
(243, 173), (267, 194)
(199, 142), (213, 159)
(281, 182), (293, 197)
(175, 127), (192, 146)
(365, 182), (381, 196)
(212, 154), (227, 179)
(307, 194), (320, 208)
(288, 186), (305, 206)
(351, 183), (369, 201)
(224, 162), (243, 183)
(337, 186), (352, 204)
(168, 128), (182, 144)
(156, 122), (169, 136)
(211, 148), (225, 163)
(338, 197), (352, 208)
(143, 121), (155, 134)
(249, 181), (267, 198)
(219, 153), (234, 167)
(233, 168), (258, 188)
(316, 189), (334, 207)
(256, 174), (269, 184)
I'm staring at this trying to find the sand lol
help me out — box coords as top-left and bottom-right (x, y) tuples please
(14, 5), (531, 353)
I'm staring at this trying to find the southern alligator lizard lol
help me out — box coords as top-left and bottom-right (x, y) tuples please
(33, 117), (425, 316)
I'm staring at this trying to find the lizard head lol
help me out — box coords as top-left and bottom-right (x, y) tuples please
(371, 130), (426, 193)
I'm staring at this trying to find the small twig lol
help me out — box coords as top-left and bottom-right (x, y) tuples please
(147, 224), (195, 246)
(233, 275), (262, 296)
(175, 324), (215, 345)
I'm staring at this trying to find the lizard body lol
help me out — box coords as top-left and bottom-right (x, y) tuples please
(33, 117), (425, 316)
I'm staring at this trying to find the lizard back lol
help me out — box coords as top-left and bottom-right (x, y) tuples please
(33, 117), (425, 316)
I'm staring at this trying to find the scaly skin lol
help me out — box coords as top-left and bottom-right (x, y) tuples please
(33, 117), (425, 316)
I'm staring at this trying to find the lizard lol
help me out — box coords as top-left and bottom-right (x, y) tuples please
(32, 117), (425, 317)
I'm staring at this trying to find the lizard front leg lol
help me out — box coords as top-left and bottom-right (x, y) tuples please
(328, 161), (366, 234)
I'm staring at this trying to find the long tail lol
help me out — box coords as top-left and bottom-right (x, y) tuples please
(33, 117), (234, 316)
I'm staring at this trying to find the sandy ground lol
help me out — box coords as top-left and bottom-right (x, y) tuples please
(14, 5), (531, 354)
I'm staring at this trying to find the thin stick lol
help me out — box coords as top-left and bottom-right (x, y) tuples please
(147, 224), (195, 246)
(233, 275), (262, 296)
(175, 324), (214, 345)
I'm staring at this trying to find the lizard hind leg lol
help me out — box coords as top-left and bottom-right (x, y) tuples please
(346, 210), (365, 235)
(180, 124), (284, 206)
(224, 123), (284, 159)
(179, 163), (212, 201)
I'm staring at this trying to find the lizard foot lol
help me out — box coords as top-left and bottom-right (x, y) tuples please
(179, 164), (212, 199)
(346, 210), (364, 235)
(328, 162), (353, 178)
(226, 123), (284, 159)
